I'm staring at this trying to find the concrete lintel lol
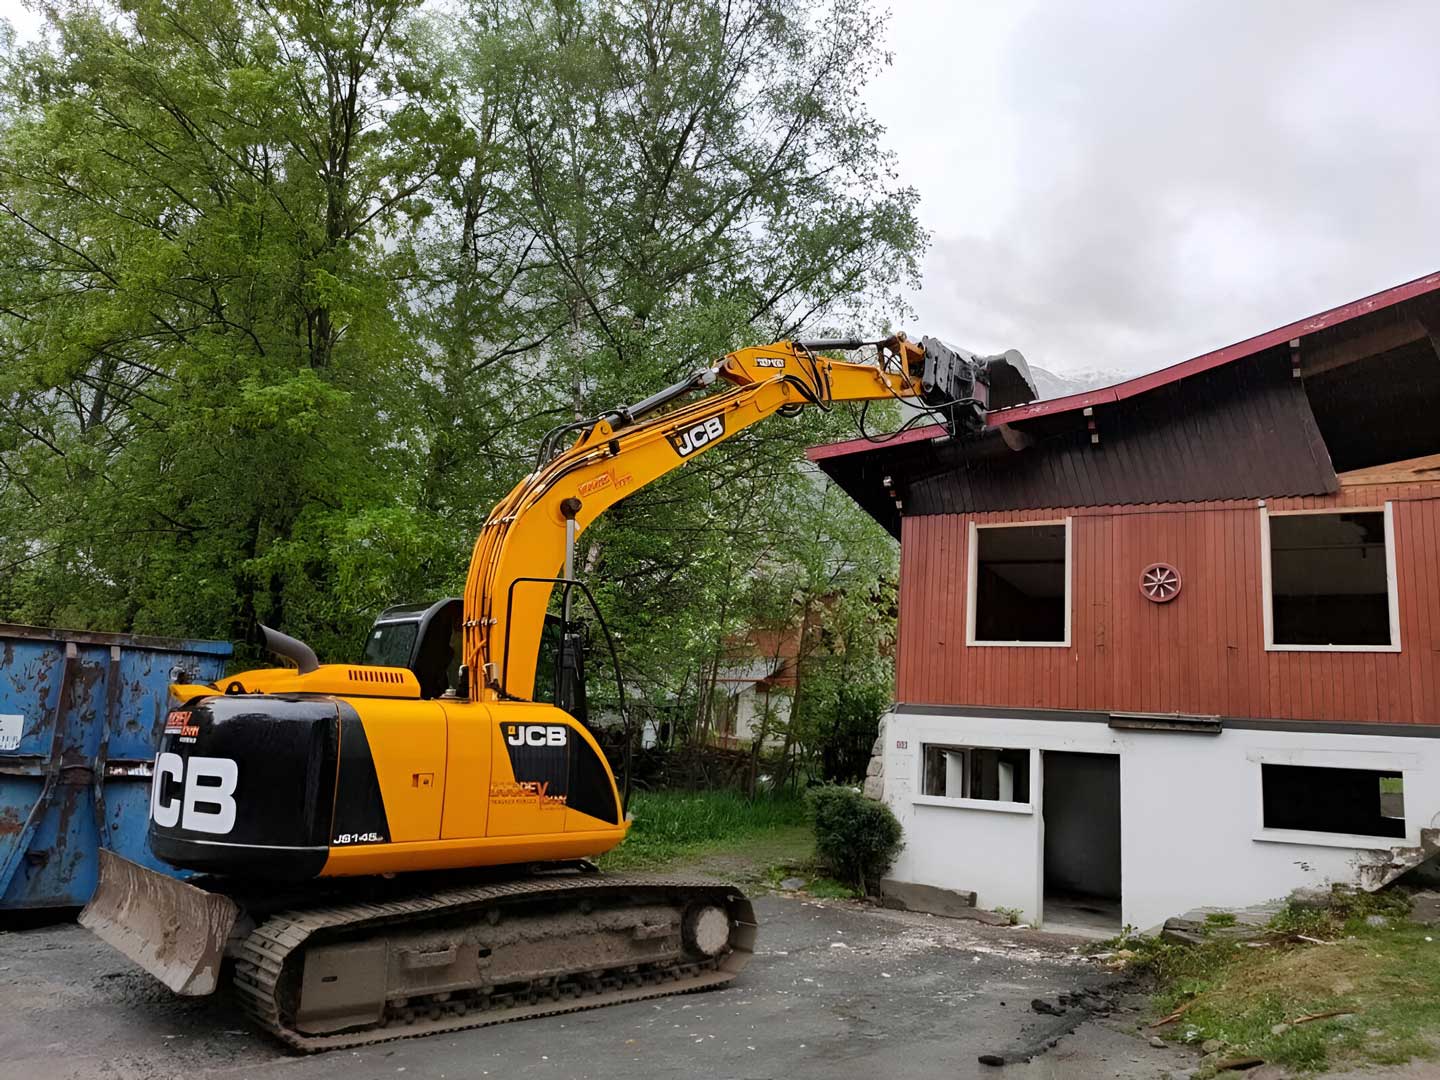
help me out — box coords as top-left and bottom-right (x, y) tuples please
(878, 878), (1010, 924)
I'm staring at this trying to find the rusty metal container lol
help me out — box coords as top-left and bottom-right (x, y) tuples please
(0, 623), (232, 909)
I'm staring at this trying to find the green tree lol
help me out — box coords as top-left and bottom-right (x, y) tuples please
(0, 0), (461, 655)
(457, 0), (921, 709)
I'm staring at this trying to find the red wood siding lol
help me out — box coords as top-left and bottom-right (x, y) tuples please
(895, 483), (1440, 724)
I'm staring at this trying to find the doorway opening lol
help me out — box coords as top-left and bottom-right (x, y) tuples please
(1042, 751), (1121, 935)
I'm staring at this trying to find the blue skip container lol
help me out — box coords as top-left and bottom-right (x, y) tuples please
(0, 623), (232, 909)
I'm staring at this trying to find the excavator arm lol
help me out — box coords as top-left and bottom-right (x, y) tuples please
(463, 334), (1034, 701)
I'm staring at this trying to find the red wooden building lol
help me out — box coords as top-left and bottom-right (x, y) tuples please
(809, 272), (1440, 932)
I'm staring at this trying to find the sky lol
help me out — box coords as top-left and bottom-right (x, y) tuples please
(864, 0), (1440, 376)
(4, 1), (1438, 378)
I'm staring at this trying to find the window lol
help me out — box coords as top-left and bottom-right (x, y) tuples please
(1261, 764), (1405, 839)
(967, 521), (1070, 645)
(362, 621), (418, 668)
(1263, 507), (1399, 650)
(922, 744), (1031, 803)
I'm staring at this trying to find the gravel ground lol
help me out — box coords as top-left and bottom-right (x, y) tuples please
(0, 894), (1193, 1080)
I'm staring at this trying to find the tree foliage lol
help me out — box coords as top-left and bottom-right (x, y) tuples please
(0, 0), (920, 714)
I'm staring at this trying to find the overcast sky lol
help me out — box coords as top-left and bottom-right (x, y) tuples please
(866, 1), (1440, 375)
(5, 1), (1438, 378)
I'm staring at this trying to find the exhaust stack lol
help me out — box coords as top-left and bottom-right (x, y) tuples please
(258, 623), (320, 674)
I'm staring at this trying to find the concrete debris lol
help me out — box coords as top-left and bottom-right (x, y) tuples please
(1408, 890), (1440, 926)
(979, 985), (1122, 1068)
(1159, 922), (1209, 947)
(876, 879), (997, 922)
(1161, 902), (1282, 947)
(1357, 827), (1440, 891)
(1148, 1035), (1167, 1048)
(1160, 918), (1261, 947)
(778, 877), (806, 891)
(1286, 886), (1333, 911)
(1214, 1055), (1267, 1071)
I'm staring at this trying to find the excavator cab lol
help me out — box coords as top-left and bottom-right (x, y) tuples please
(362, 597), (463, 698)
(363, 599), (591, 725)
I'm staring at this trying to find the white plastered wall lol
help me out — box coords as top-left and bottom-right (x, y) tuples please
(884, 709), (1440, 930)
(733, 685), (790, 746)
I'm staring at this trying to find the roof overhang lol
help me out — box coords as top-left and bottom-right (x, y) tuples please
(808, 270), (1440, 534)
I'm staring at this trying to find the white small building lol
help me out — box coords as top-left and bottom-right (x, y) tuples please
(713, 659), (791, 749)
(811, 272), (1440, 932)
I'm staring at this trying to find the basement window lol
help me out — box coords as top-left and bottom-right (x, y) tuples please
(967, 521), (1070, 645)
(1264, 508), (1399, 650)
(922, 744), (1031, 803)
(1261, 764), (1405, 840)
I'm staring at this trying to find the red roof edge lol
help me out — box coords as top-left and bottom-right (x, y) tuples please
(806, 269), (1440, 462)
(987, 269), (1440, 425)
(805, 422), (947, 462)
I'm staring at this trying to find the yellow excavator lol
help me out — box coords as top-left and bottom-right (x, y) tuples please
(79, 333), (1034, 1051)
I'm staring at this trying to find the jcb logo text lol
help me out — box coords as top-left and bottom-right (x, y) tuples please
(505, 724), (568, 747)
(668, 415), (724, 458)
(150, 753), (238, 835)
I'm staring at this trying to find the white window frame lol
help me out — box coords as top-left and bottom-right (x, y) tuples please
(1260, 503), (1401, 653)
(1247, 748), (1418, 848)
(912, 742), (1038, 815)
(966, 518), (1072, 648)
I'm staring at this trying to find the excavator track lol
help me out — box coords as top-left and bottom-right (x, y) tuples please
(231, 873), (755, 1053)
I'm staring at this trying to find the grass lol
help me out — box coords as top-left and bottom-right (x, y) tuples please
(803, 877), (861, 899)
(597, 789), (810, 872)
(1122, 889), (1440, 1073)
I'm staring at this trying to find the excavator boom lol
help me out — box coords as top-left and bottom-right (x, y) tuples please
(464, 334), (1032, 701)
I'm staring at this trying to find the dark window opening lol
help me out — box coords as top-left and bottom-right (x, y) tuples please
(973, 524), (1066, 642)
(1261, 764), (1405, 839)
(1269, 511), (1391, 646)
(922, 745), (1030, 802)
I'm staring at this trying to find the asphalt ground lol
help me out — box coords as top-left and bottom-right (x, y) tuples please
(0, 894), (1190, 1080)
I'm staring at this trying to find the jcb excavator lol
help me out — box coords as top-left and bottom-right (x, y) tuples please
(80, 333), (1034, 1051)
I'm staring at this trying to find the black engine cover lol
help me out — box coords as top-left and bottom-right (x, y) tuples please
(148, 695), (342, 880)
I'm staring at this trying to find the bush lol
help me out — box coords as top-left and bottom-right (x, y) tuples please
(806, 785), (903, 894)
